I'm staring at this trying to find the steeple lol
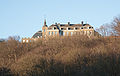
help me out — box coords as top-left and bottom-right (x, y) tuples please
(44, 19), (47, 27)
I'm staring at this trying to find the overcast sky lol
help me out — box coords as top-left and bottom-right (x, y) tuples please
(0, 0), (120, 38)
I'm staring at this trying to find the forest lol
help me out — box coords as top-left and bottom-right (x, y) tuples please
(0, 17), (120, 76)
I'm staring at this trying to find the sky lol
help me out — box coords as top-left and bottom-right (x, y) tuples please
(0, 0), (120, 39)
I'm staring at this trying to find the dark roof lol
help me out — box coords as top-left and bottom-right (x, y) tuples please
(32, 31), (42, 38)
(49, 23), (92, 28)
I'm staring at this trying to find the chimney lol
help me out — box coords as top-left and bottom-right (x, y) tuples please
(68, 22), (70, 25)
(81, 21), (84, 26)
(55, 22), (57, 25)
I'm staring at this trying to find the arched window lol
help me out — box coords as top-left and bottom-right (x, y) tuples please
(26, 40), (29, 43)
(49, 32), (51, 35)
(55, 31), (57, 35)
(52, 32), (54, 35)
(23, 40), (25, 43)
(71, 32), (73, 36)
(67, 32), (69, 36)
(63, 32), (65, 36)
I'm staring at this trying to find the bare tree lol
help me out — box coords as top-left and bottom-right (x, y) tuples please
(112, 16), (120, 36)
(96, 24), (111, 36)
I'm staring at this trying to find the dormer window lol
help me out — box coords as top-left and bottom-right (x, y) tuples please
(89, 27), (93, 29)
(81, 27), (83, 29)
(61, 28), (64, 30)
(68, 28), (73, 30)
(61, 28), (66, 30)
(75, 27), (79, 30)
(54, 27), (57, 30)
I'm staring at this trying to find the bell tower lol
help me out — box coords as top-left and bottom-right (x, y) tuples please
(44, 19), (47, 26)
(42, 19), (48, 38)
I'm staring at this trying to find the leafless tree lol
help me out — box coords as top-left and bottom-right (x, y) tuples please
(96, 24), (111, 36)
(112, 16), (120, 36)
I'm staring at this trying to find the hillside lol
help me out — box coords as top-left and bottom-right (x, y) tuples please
(0, 36), (120, 76)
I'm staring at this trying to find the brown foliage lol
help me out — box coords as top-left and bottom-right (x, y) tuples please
(0, 36), (120, 76)
(113, 17), (120, 36)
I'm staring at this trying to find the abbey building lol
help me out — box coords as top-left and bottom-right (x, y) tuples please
(22, 20), (96, 43)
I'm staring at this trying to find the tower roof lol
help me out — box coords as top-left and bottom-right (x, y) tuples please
(43, 19), (47, 27)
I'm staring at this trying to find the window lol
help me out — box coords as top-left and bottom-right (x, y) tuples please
(37, 36), (39, 38)
(71, 32), (73, 36)
(54, 27), (57, 30)
(55, 31), (57, 35)
(89, 27), (91, 29)
(63, 32), (65, 36)
(26, 40), (29, 43)
(23, 40), (25, 43)
(81, 27), (83, 29)
(68, 28), (73, 30)
(52, 32), (54, 35)
(61, 28), (64, 30)
(75, 27), (79, 30)
(29, 40), (31, 42)
(61, 28), (66, 30)
(89, 27), (93, 29)
(67, 32), (69, 36)
(49, 32), (51, 35)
